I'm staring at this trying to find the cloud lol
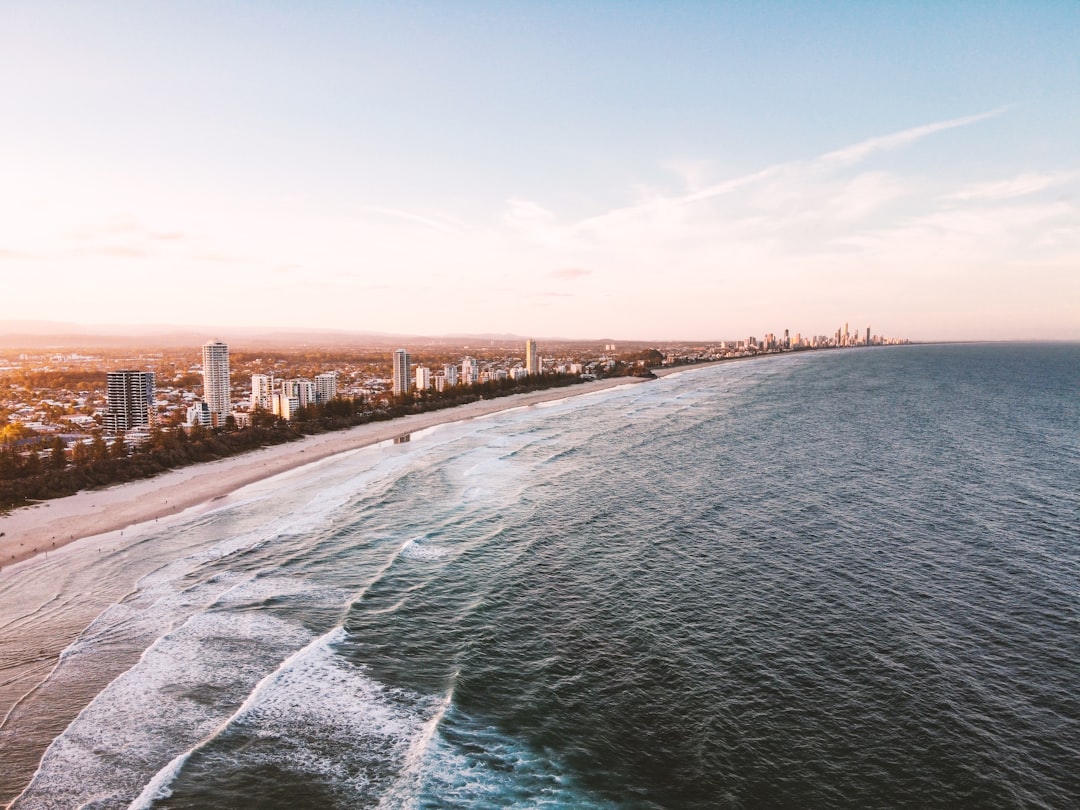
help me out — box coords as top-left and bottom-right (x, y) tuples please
(192, 252), (252, 264)
(817, 107), (1009, 169)
(363, 206), (463, 234)
(570, 107), (1007, 238)
(273, 263), (302, 274)
(0, 248), (35, 259)
(548, 267), (591, 280)
(944, 171), (1080, 202)
(74, 245), (150, 258)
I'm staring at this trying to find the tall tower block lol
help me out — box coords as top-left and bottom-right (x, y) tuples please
(202, 341), (230, 427)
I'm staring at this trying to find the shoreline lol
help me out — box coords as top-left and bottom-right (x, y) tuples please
(0, 376), (648, 570)
(0, 348), (814, 570)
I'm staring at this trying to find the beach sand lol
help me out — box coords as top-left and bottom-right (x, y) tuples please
(0, 376), (649, 570)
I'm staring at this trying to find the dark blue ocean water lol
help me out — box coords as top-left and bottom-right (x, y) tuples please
(1, 344), (1078, 808)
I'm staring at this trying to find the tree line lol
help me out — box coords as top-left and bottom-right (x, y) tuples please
(0, 372), (589, 512)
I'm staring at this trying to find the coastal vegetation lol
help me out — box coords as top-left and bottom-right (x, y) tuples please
(0, 372), (588, 513)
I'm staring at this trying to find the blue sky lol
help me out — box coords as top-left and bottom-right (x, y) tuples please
(2, 1), (1078, 340)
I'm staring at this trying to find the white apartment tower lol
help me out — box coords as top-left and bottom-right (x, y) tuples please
(461, 356), (478, 386)
(104, 370), (156, 433)
(201, 341), (230, 427)
(314, 372), (338, 403)
(525, 339), (540, 375)
(251, 374), (274, 411)
(281, 378), (315, 409)
(443, 364), (459, 387)
(392, 349), (412, 396)
(415, 366), (432, 391)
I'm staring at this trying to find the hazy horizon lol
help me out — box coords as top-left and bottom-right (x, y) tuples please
(2, 2), (1077, 342)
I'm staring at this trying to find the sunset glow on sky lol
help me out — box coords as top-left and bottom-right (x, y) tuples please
(2, 2), (1078, 341)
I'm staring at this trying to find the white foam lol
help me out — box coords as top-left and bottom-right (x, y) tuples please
(15, 611), (314, 809)
(399, 537), (452, 561)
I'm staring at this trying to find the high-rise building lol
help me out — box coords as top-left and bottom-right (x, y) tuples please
(314, 373), (338, 404)
(202, 341), (230, 427)
(392, 349), (412, 396)
(461, 356), (478, 386)
(443, 364), (459, 387)
(282, 378), (315, 410)
(525, 339), (540, 375)
(251, 374), (274, 411)
(104, 370), (155, 433)
(866, 326), (871, 346)
(415, 366), (432, 391)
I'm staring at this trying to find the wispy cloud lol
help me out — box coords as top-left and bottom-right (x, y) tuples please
(944, 171), (1080, 201)
(74, 245), (150, 258)
(548, 267), (591, 280)
(568, 108), (1007, 237)
(0, 248), (36, 259)
(817, 107), (1009, 169)
(363, 206), (464, 234)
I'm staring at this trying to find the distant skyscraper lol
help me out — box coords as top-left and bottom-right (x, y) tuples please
(866, 326), (871, 346)
(461, 356), (478, 386)
(392, 349), (412, 396)
(314, 372), (338, 404)
(104, 370), (155, 433)
(202, 341), (230, 427)
(525, 339), (540, 375)
(251, 374), (274, 411)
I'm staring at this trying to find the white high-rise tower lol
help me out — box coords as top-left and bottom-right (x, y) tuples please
(202, 340), (230, 427)
(525, 339), (540, 375)
(392, 349), (412, 396)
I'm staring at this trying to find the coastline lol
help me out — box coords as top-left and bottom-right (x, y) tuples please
(0, 376), (647, 570)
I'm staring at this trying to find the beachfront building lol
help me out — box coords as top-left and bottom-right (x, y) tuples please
(461, 356), (478, 386)
(186, 401), (212, 428)
(443, 364), (459, 387)
(314, 372), (338, 404)
(392, 349), (412, 396)
(273, 391), (300, 420)
(104, 370), (156, 433)
(202, 341), (230, 427)
(282, 378), (315, 410)
(415, 366), (432, 391)
(525, 339), (540, 375)
(251, 374), (274, 411)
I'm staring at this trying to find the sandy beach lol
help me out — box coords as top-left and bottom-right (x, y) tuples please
(0, 376), (650, 570)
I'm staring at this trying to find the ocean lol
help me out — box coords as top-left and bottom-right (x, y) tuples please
(0, 343), (1077, 809)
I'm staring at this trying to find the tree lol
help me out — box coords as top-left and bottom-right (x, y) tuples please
(91, 434), (109, 462)
(110, 432), (128, 459)
(72, 440), (92, 466)
(49, 436), (67, 469)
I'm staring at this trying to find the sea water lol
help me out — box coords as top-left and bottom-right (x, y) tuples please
(0, 343), (1077, 808)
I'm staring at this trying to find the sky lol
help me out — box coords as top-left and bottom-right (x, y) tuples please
(1, 1), (1078, 342)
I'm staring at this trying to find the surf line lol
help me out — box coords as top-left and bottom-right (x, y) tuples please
(128, 545), (416, 808)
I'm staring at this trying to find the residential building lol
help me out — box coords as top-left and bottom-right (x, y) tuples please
(415, 366), (431, 391)
(392, 349), (412, 396)
(251, 374), (274, 411)
(104, 370), (155, 433)
(201, 341), (230, 427)
(314, 372), (338, 404)
(461, 356), (478, 386)
(525, 339), (540, 375)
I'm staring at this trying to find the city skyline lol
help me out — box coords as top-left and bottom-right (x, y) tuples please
(1, 3), (1077, 342)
